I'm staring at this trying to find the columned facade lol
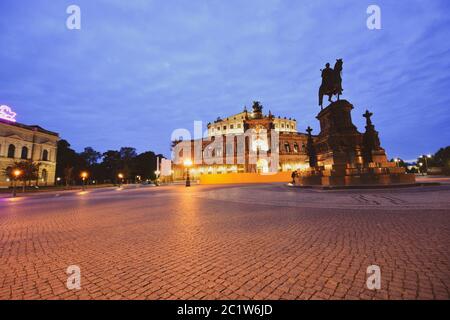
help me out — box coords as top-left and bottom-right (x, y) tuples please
(0, 119), (59, 188)
(172, 102), (313, 181)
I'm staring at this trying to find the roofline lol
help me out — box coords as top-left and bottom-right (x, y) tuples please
(0, 118), (59, 137)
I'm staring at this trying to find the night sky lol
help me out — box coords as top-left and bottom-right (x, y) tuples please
(1, 0), (449, 161)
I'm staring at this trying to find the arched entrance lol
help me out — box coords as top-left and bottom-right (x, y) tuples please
(41, 169), (48, 186)
(256, 159), (269, 174)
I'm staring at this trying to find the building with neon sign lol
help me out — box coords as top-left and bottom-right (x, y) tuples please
(0, 106), (59, 188)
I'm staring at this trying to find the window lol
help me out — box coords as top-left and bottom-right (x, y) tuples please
(7, 144), (15, 158)
(230, 124), (234, 129)
(293, 143), (299, 153)
(217, 127), (220, 131)
(21, 147), (28, 159)
(281, 124), (285, 128)
(42, 149), (49, 161)
(223, 126), (227, 130)
(237, 124), (242, 129)
(284, 142), (291, 153)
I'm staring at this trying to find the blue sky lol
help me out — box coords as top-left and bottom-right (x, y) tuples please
(1, 0), (449, 160)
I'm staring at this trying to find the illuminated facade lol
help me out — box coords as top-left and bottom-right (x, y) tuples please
(0, 109), (59, 188)
(207, 107), (298, 137)
(172, 102), (312, 180)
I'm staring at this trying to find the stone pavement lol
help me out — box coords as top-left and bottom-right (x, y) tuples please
(0, 183), (449, 300)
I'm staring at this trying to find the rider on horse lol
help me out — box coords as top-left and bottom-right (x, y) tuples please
(321, 63), (334, 89)
(318, 59), (344, 108)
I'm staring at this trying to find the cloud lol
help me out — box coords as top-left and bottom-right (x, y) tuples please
(0, 0), (449, 159)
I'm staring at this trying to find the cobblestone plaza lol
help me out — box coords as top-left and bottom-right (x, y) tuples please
(1, 180), (449, 300)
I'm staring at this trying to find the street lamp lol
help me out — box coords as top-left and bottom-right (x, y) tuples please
(394, 158), (400, 167)
(154, 170), (161, 186)
(183, 159), (193, 187)
(421, 154), (432, 175)
(81, 171), (88, 191)
(118, 173), (124, 187)
(12, 169), (22, 197)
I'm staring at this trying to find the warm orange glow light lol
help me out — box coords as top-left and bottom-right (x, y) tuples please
(13, 169), (22, 177)
(81, 172), (88, 179)
(183, 159), (193, 167)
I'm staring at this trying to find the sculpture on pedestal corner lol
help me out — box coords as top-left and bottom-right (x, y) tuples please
(306, 126), (318, 168)
(362, 109), (382, 164)
(319, 59), (344, 108)
(251, 101), (263, 119)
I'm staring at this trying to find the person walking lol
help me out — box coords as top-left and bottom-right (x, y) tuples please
(291, 170), (298, 185)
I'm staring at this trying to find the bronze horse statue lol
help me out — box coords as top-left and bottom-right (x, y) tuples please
(318, 59), (343, 108)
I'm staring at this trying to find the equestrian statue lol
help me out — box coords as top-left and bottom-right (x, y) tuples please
(318, 59), (344, 108)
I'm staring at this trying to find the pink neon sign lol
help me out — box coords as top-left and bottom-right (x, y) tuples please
(0, 105), (17, 122)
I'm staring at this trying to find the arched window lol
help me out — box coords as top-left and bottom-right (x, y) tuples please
(284, 142), (291, 153)
(21, 146), (28, 159)
(293, 143), (299, 153)
(42, 149), (49, 161)
(7, 144), (15, 158)
(42, 169), (48, 185)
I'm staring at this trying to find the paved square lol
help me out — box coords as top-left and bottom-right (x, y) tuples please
(0, 182), (449, 300)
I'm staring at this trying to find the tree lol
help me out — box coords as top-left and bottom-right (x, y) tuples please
(64, 167), (74, 188)
(80, 147), (101, 167)
(102, 150), (122, 182)
(390, 158), (408, 169)
(433, 146), (450, 175)
(56, 139), (167, 185)
(19, 160), (40, 190)
(56, 139), (86, 187)
(132, 151), (164, 181)
(3, 160), (39, 192)
(119, 147), (137, 181)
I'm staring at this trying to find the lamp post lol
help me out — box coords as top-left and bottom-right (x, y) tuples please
(154, 170), (161, 186)
(418, 163), (423, 175)
(118, 173), (124, 187)
(81, 172), (88, 191)
(12, 169), (22, 197)
(394, 158), (400, 168)
(421, 154), (432, 175)
(184, 159), (192, 187)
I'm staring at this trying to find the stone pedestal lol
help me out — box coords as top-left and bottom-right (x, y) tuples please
(314, 100), (363, 168)
(295, 100), (415, 187)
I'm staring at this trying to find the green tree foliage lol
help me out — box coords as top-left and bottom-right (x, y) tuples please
(415, 146), (450, 175)
(3, 160), (40, 190)
(56, 139), (164, 185)
(55, 139), (87, 186)
(80, 147), (102, 166)
(433, 146), (450, 175)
